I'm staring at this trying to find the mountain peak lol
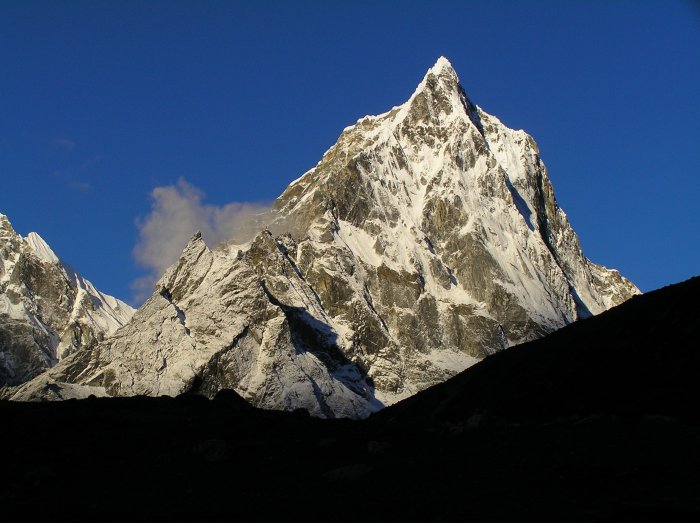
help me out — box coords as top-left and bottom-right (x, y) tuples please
(431, 55), (455, 74)
(8, 58), (640, 418)
(0, 212), (14, 233)
(0, 212), (135, 386)
(25, 232), (60, 265)
(420, 55), (459, 86)
(184, 231), (209, 253)
(397, 56), (469, 126)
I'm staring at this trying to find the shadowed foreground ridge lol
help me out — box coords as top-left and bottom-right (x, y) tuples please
(381, 275), (700, 423)
(1, 276), (699, 521)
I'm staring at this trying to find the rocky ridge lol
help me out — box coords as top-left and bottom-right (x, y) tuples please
(6, 57), (638, 416)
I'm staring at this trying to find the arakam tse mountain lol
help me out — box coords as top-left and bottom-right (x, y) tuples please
(6, 57), (638, 416)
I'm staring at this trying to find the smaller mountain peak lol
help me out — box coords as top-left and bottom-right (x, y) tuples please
(181, 231), (208, 253)
(25, 232), (60, 264)
(183, 230), (209, 254)
(0, 213), (16, 238)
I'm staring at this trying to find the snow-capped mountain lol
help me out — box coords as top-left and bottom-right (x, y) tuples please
(7, 57), (638, 415)
(0, 213), (134, 386)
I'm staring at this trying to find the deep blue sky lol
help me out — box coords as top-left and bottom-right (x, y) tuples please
(1, 1), (698, 304)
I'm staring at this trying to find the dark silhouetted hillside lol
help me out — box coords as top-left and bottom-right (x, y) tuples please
(1, 277), (699, 521)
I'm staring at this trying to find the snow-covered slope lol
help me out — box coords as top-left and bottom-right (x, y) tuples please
(0, 213), (134, 385)
(7, 57), (638, 415)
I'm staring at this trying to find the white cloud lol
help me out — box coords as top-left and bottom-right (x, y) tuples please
(50, 137), (76, 151)
(131, 178), (272, 303)
(51, 169), (92, 193)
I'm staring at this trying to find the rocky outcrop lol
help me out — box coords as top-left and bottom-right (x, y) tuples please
(7, 57), (639, 415)
(0, 213), (134, 385)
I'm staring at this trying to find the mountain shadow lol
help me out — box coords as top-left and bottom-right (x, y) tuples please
(378, 275), (700, 424)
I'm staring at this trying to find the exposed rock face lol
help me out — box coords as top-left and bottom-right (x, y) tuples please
(7, 57), (639, 416)
(0, 213), (134, 386)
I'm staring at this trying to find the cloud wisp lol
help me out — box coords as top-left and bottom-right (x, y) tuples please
(131, 178), (272, 303)
(51, 170), (92, 193)
(50, 137), (76, 152)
